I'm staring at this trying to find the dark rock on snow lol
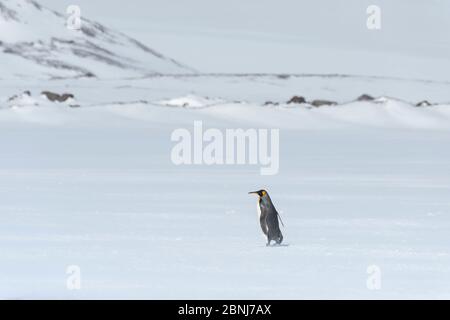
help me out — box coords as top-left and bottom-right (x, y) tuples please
(287, 96), (306, 104)
(311, 99), (337, 107)
(41, 91), (74, 102)
(7, 90), (31, 102)
(416, 100), (433, 107)
(357, 94), (375, 101)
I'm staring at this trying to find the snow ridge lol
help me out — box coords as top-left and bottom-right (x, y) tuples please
(0, 0), (194, 79)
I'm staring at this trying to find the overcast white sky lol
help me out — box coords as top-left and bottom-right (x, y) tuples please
(38, 0), (450, 77)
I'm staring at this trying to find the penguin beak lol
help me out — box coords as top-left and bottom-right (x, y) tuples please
(248, 191), (258, 195)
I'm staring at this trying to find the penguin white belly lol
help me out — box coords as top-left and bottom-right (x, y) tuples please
(257, 200), (268, 237)
(257, 200), (261, 219)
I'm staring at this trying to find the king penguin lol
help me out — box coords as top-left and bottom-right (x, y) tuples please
(249, 189), (284, 246)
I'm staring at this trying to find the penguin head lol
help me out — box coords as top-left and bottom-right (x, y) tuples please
(248, 189), (268, 198)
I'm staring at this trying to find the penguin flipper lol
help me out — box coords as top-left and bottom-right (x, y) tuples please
(277, 211), (285, 228)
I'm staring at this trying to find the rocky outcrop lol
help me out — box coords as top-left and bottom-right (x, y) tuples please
(41, 91), (74, 102)
(416, 100), (433, 107)
(7, 90), (31, 102)
(311, 99), (337, 107)
(287, 96), (306, 104)
(357, 94), (375, 101)
(263, 101), (280, 106)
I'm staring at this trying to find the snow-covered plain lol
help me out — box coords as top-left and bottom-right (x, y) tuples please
(1, 0), (450, 299)
(1, 88), (450, 299)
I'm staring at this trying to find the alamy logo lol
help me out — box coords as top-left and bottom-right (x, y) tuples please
(366, 5), (381, 30)
(171, 121), (280, 175)
(366, 265), (382, 290)
(66, 5), (82, 30)
(66, 265), (81, 290)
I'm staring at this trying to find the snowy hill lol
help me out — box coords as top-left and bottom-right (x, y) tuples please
(0, 0), (193, 79)
(68, 0), (450, 81)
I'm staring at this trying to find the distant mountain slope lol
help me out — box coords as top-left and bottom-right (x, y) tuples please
(0, 0), (194, 79)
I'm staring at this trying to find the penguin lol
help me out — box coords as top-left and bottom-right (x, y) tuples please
(248, 189), (284, 246)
